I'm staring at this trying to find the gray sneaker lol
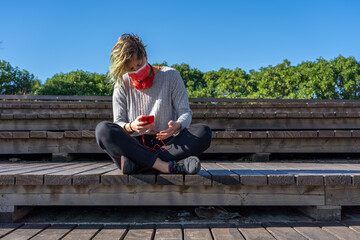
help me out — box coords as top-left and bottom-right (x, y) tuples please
(168, 156), (201, 174)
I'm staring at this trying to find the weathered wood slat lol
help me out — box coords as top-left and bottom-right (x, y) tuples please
(128, 174), (156, 185)
(243, 162), (295, 185)
(291, 222), (340, 240)
(72, 163), (116, 185)
(348, 224), (360, 233)
(237, 224), (276, 240)
(183, 224), (213, 240)
(0, 224), (49, 240)
(217, 162), (267, 185)
(262, 222), (306, 240)
(16, 162), (78, 185)
(0, 163), (73, 185)
(30, 224), (76, 240)
(61, 224), (103, 240)
(156, 174), (184, 185)
(0, 223), (23, 238)
(201, 163), (239, 185)
(0, 185), (324, 206)
(154, 224), (182, 240)
(184, 167), (212, 186)
(44, 163), (111, 185)
(92, 224), (128, 240)
(101, 169), (128, 185)
(318, 222), (360, 239)
(124, 225), (155, 240)
(210, 223), (245, 240)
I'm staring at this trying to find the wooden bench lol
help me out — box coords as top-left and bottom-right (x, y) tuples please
(1, 161), (360, 222)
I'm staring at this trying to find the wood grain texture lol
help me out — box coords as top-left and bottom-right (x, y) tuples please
(92, 225), (127, 240)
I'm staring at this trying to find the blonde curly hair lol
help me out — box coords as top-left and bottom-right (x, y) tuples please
(108, 33), (147, 86)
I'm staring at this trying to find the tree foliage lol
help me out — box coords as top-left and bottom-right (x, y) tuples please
(1, 56), (360, 99)
(0, 59), (40, 95)
(35, 70), (113, 96)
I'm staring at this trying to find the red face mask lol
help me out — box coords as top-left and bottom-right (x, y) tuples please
(128, 61), (150, 81)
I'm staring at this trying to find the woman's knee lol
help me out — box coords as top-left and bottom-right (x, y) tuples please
(200, 124), (212, 147)
(190, 123), (212, 147)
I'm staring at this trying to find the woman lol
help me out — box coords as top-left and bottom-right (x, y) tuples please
(95, 33), (211, 174)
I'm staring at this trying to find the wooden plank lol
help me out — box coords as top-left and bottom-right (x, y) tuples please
(65, 131), (82, 138)
(218, 162), (267, 185)
(324, 174), (352, 185)
(268, 131), (301, 138)
(92, 224), (127, 240)
(101, 169), (128, 185)
(210, 223), (245, 240)
(0, 163), (70, 185)
(128, 174), (156, 185)
(156, 174), (184, 185)
(72, 163), (116, 185)
(124, 225), (155, 240)
(347, 224), (360, 234)
(47, 131), (64, 139)
(318, 130), (335, 137)
(183, 224), (213, 240)
(16, 162), (79, 185)
(154, 224), (182, 240)
(184, 167), (212, 186)
(1, 224), (49, 240)
(237, 223), (275, 240)
(44, 163), (111, 185)
(0, 185), (324, 206)
(61, 224), (103, 240)
(263, 222), (306, 240)
(0, 223), (23, 238)
(291, 222), (340, 240)
(318, 222), (360, 240)
(12, 132), (29, 138)
(0, 132), (12, 138)
(326, 186), (360, 205)
(245, 163), (295, 185)
(335, 130), (352, 137)
(30, 131), (47, 138)
(202, 162), (240, 185)
(30, 224), (76, 240)
(82, 130), (95, 138)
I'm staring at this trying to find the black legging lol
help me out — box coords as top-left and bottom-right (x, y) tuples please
(95, 121), (212, 170)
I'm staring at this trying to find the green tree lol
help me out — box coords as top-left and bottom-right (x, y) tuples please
(331, 55), (360, 99)
(170, 63), (205, 96)
(35, 70), (113, 96)
(248, 59), (301, 99)
(297, 58), (338, 99)
(0, 59), (40, 95)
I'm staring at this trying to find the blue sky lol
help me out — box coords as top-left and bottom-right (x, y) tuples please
(1, 0), (359, 83)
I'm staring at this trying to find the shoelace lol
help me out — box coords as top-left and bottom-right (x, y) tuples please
(169, 161), (182, 174)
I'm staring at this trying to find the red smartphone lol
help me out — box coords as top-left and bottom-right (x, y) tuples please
(140, 115), (154, 124)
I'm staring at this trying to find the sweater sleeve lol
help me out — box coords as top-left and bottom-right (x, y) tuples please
(171, 70), (192, 129)
(112, 83), (128, 128)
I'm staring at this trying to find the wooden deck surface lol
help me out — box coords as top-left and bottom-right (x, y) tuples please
(1, 161), (360, 186)
(1, 222), (360, 239)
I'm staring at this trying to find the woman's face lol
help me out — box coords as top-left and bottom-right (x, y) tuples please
(126, 54), (146, 72)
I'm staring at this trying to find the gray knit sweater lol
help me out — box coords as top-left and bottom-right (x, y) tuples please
(112, 66), (192, 136)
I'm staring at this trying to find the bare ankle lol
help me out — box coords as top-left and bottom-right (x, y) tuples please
(152, 158), (170, 173)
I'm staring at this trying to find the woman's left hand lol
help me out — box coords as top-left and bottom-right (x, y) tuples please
(156, 120), (181, 140)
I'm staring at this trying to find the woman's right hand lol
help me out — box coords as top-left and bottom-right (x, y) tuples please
(130, 115), (155, 134)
